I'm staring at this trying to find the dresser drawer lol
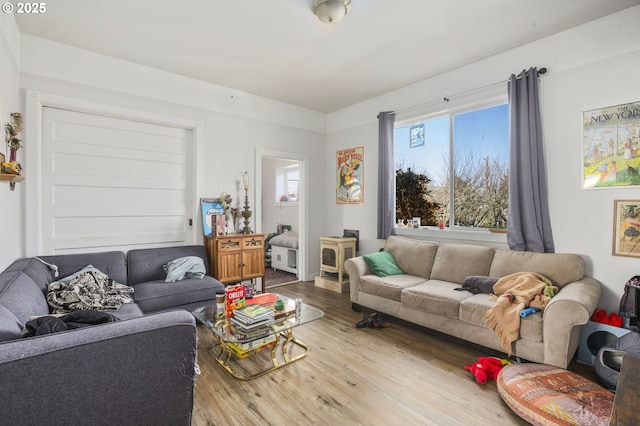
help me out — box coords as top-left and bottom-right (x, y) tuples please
(216, 237), (242, 252)
(242, 236), (264, 250)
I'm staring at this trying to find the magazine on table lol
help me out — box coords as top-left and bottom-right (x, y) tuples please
(230, 316), (275, 331)
(233, 304), (275, 323)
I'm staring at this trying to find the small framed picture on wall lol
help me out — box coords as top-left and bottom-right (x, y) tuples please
(409, 123), (425, 148)
(612, 199), (640, 258)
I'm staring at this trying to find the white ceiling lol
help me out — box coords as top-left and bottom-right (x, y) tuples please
(15, 0), (640, 113)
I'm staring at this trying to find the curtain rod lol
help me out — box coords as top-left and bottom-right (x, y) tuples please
(391, 67), (547, 115)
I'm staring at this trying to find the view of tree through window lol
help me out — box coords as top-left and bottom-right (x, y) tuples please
(395, 102), (509, 229)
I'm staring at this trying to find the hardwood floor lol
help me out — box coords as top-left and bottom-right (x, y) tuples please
(192, 282), (597, 426)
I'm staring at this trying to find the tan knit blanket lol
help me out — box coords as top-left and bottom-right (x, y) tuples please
(485, 272), (557, 355)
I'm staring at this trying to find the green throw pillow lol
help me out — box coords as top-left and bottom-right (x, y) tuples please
(362, 250), (404, 277)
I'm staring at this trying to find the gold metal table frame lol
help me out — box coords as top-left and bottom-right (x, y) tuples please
(194, 296), (324, 380)
(208, 326), (311, 380)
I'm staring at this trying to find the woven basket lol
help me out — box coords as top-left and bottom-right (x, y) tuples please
(593, 331), (640, 390)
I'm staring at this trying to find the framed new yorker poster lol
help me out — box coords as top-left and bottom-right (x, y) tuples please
(337, 146), (364, 204)
(612, 199), (640, 258)
(583, 100), (640, 189)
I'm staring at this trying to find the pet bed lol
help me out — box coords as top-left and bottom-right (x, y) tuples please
(269, 231), (298, 274)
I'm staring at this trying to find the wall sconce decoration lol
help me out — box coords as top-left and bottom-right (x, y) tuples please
(6, 112), (23, 162)
(1, 113), (24, 190)
(241, 171), (253, 234)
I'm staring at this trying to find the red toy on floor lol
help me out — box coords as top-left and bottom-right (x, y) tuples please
(591, 309), (623, 327)
(464, 357), (504, 384)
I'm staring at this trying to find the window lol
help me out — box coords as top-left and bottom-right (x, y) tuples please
(395, 99), (509, 230)
(276, 164), (299, 203)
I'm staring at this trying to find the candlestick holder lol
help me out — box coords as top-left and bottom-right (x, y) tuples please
(241, 172), (252, 234)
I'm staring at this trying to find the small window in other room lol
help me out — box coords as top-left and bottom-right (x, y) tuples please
(276, 164), (299, 203)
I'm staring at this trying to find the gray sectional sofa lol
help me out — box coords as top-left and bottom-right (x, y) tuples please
(345, 236), (602, 369)
(0, 245), (224, 425)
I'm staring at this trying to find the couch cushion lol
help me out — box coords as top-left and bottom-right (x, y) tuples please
(402, 280), (473, 318)
(0, 271), (49, 324)
(359, 274), (426, 301)
(132, 277), (223, 313)
(459, 293), (495, 327)
(4, 257), (54, 292)
(39, 252), (128, 286)
(519, 311), (544, 342)
(384, 236), (438, 278)
(430, 243), (494, 284)
(459, 294), (544, 343)
(0, 304), (23, 342)
(110, 303), (145, 321)
(128, 245), (209, 285)
(489, 250), (584, 288)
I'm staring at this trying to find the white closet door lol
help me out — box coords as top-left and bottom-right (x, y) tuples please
(41, 107), (193, 254)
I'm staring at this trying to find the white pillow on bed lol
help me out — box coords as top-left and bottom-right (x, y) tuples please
(270, 231), (299, 249)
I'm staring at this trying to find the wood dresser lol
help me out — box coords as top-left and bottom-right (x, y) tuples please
(205, 233), (265, 290)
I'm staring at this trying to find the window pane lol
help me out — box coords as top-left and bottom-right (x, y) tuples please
(395, 116), (449, 226)
(287, 178), (299, 201)
(453, 104), (509, 228)
(276, 165), (299, 202)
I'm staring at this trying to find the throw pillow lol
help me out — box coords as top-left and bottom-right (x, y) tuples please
(59, 265), (103, 284)
(462, 276), (500, 294)
(163, 256), (206, 282)
(362, 250), (405, 277)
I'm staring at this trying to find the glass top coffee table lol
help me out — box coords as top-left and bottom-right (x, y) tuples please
(193, 293), (324, 380)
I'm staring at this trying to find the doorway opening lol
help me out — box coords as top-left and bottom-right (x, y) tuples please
(255, 149), (308, 287)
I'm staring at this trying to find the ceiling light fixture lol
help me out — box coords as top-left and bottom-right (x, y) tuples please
(312, 0), (352, 24)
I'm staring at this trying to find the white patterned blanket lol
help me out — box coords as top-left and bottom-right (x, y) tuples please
(47, 270), (134, 313)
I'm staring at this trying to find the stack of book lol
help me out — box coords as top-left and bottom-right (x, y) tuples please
(230, 304), (276, 330)
(226, 334), (277, 359)
(245, 293), (297, 320)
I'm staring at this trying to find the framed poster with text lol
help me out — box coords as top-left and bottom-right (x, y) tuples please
(583, 101), (640, 189)
(337, 146), (364, 204)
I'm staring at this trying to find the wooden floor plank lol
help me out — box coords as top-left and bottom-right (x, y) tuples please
(192, 282), (597, 425)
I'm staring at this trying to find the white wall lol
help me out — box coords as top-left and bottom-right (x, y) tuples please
(326, 6), (640, 313)
(0, 15), (23, 268)
(543, 53), (640, 312)
(261, 157), (299, 234)
(5, 7), (640, 308)
(16, 35), (326, 279)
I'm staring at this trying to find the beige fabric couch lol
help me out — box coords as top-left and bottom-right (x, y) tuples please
(345, 236), (601, 368)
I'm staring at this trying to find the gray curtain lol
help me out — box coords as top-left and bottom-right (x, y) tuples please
(507, 67), (555, 252)
(377, 111), (396, 239)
